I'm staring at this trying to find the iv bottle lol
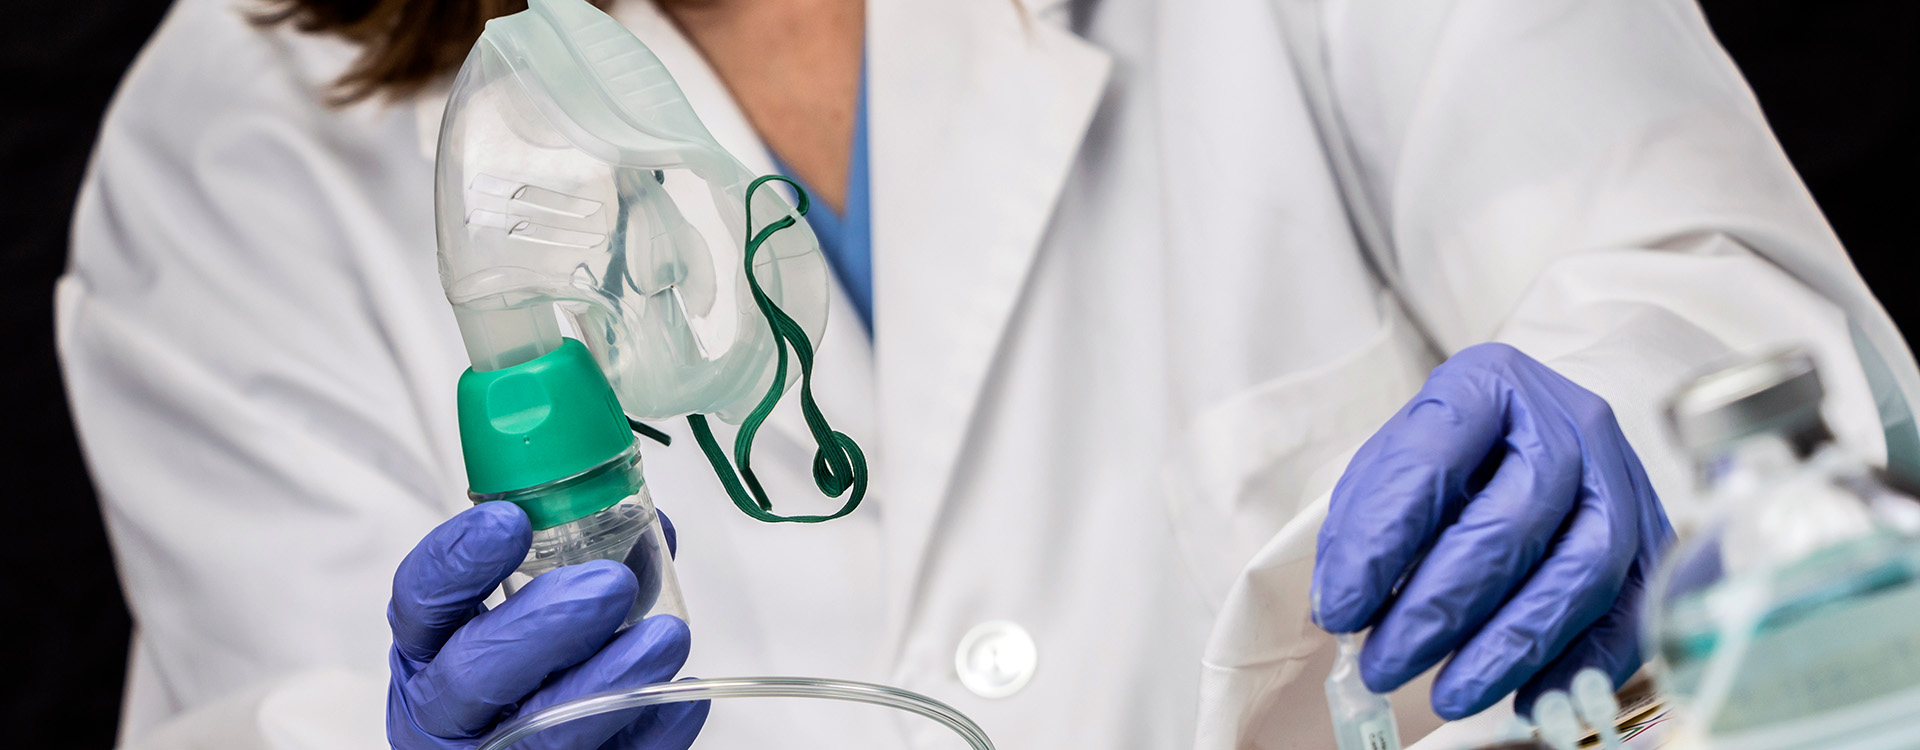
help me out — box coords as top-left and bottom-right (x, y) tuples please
(1650, 348), (1920, 748)
(456, 314), (688, 628)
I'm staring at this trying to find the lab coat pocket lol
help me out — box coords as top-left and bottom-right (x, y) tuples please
(1162, 296), (1436, 614)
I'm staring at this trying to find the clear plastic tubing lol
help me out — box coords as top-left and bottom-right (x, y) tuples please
(476, 677), (996, 750)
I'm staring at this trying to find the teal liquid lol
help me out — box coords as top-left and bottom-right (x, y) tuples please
(1659, 533), (1920, 733)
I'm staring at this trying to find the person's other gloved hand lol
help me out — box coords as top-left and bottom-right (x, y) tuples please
(1312, 343), (1674, 719)
(388, 502), (708, 749)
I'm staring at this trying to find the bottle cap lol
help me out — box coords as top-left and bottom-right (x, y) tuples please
(1666, 347), (1824, 454)
(457, 338), (638, 527)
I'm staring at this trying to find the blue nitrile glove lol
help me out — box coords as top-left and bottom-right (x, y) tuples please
(1312, 343), (1673, 719)
(388, 503), (708, 749)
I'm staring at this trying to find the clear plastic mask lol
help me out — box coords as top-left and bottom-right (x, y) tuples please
(434, 0), (829, 422)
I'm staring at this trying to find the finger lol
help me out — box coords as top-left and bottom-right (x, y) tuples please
(1314, 349), (1512, 632)
(658, 509), (678, 558)
(403, 560), (639, 738)
(506, 615), (696, 750)
(601, 688), (709, 750)
(1359, 404), (1582, 691)
(390, 502), (532, 665)
(1513, 421), (1666, 720)
(1513, 561), (1648, 718)
(1429, 466), (1639, 719)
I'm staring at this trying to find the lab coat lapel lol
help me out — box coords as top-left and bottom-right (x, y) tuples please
(868, 0), (1111, 636)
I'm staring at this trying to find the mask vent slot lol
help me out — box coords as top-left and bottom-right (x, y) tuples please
(467, 209), (606, 248)
(471, 173), (604, 218)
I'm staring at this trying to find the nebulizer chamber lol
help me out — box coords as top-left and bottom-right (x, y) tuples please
(1648, 348), (1920, 749)
(434, 1), (989, 746)
(457, 338), (685, 630)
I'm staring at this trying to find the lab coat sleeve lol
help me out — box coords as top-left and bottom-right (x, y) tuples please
(55, 1), (459, 745)
(1322, 0), (1911, 513)
(1196, 2), (1920, 749)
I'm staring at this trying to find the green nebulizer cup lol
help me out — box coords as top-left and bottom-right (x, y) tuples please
(455, 304), (687, 627)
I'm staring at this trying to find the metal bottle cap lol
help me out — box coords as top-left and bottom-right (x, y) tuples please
(1666, 347), (1824, 454)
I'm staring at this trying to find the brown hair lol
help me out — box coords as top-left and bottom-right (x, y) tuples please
(254, 0), (609, 104)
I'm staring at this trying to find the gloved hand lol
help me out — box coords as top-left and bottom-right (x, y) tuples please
(1312, 343), (1673, 719)
(388, 502), (708, 749)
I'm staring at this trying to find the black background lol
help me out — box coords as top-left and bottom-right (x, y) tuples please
(1, 1), (1914, 746)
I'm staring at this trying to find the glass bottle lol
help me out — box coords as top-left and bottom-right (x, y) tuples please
(1649, 348), (1920, 748)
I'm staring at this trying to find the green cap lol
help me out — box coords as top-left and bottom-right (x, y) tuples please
(457, 338), (638, 528)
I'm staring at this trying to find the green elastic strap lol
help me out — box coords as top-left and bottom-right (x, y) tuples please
(688, 175), (869, 524)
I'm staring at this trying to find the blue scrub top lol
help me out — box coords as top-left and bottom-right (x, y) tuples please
(772, 62), (873, 333)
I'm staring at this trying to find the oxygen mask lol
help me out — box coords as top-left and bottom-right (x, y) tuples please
(435, 0), (827, 418)
(436, 0), (863, 525)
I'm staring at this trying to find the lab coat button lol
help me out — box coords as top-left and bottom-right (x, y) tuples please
(955, 620), (1037, 698)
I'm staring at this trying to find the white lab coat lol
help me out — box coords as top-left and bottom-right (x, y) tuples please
(57, 0), (1919, 748)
